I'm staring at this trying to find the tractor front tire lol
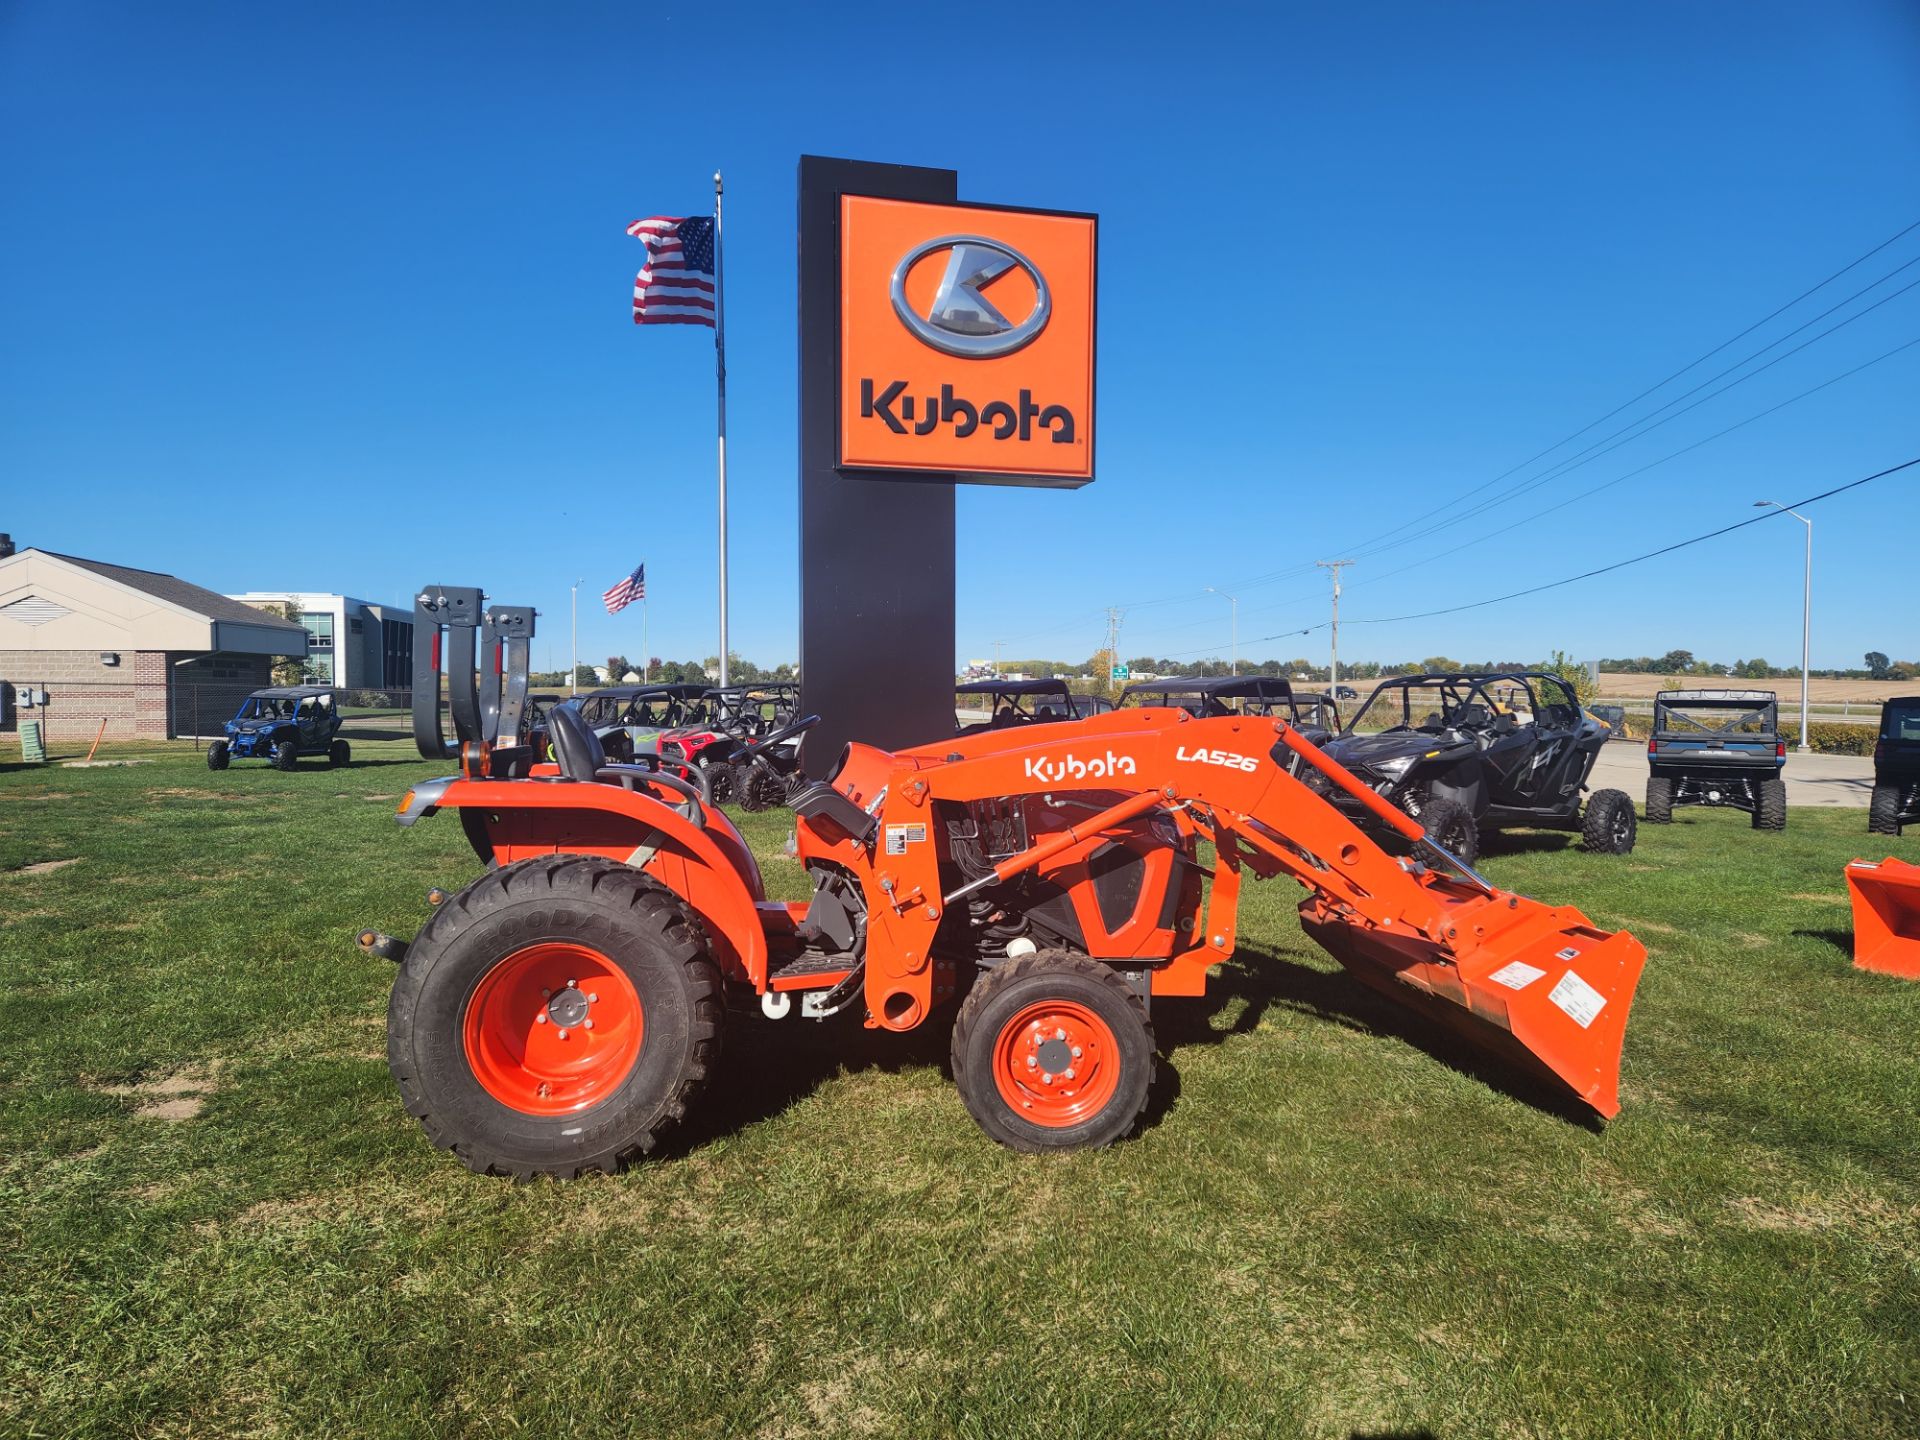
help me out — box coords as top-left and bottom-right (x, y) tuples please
(1419, 797), (1480, 867)
(1582, 789), (1638, 854)
(951, 952), (1154, 1154)
(387, 855), (723, 1180)
(206, 740), (230, 771)
(1645, 776), (1673, 824)
(272, 740), (299, 772)
(1753, 778), (1787, 831)
(1868, 783), (1902, 837)
(329, 739), (351, 768)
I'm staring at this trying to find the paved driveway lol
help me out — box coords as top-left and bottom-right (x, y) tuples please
(1588, 741), (1874, 808)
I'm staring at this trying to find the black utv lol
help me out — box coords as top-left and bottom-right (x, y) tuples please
(1644, 690), (1786, 830)
(1122, 675), (1342, 776)
(1318, 672), (1634, 866)
(1869, 695), (1920, 837)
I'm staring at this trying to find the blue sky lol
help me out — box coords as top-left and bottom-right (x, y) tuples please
(3, 1), (1916, 673)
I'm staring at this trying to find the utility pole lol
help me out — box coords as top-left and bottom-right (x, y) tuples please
(1316, 560), (1354, 690)
(1104, 607), (1123, 695)
(993, 639), (1004, 676)
(569, 578), (582, 695)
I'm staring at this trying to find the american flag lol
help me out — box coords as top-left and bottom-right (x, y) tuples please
(603, 563), (646, 615)
(627, 215), (716, 326)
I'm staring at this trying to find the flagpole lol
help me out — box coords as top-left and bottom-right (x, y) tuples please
(713, 171), (729, 688)
(643, 591), (650, 683)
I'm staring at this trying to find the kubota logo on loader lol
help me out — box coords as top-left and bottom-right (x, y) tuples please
(1023, 750), (1138, 785)
(1176, 745), (1260, 772)
(839, 195), (1096, 487)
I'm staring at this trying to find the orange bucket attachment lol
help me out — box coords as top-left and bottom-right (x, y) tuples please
(1299, 889), (1646, 1118)
(1846, 857), (1920, 980)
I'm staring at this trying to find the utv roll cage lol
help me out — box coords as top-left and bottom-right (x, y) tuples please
(1345, 672), (1583, 734)
(1122, 675), (1340, 730)
(955, 679), (1112, 735)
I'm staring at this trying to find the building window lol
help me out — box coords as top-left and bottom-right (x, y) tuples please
(301, 612), (334, 650)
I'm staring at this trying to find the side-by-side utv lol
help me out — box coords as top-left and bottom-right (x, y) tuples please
(357, 584), (1646, 1180)
(1644, 690), (1786, 830)
(207, 685), (347, 771)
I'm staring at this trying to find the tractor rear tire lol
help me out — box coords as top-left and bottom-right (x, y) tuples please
(1645, 776), (1673, 824)
(1582, 789), (1638, 854)
(951, 952), (1154, 1153)
(206, 740), (230, 771)
(272, 740), (299, 772)
(1869, 783), (1902, 837)
(1753, 779), (1787, 831)
(329, 739), (351, 768)
(1419, 797), (1480, 867)
(386, 855), (723, 1180)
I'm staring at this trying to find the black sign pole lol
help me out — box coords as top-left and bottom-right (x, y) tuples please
(797, 155), (958, 772)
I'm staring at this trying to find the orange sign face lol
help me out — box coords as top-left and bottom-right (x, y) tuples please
(839, 195), (1096, 486)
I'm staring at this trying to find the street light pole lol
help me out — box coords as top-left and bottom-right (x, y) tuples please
(1754, 501), (1812, 752)
(1316, 559), (1354, 692)
(570, 578), (582, 696)
(1205, 587), (1240, 675)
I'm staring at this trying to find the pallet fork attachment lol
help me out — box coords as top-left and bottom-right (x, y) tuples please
(1846, 857), (1920, 979)
(411, 584), (538, 775)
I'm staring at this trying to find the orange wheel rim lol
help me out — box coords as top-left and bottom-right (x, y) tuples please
(462, 942), (643, 1115)
(991, 999), (1122, 1128)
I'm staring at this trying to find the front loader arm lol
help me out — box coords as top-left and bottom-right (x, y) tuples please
(879, 710), (1645, 1116)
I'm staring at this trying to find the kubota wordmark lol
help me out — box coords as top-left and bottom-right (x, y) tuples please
(362, 584), (1646, 1178)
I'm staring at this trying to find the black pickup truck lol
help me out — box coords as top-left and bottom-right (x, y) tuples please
(1870, 696), (1920, 837)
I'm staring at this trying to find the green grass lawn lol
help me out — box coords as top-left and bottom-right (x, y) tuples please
(2, 737), (1916, 1438)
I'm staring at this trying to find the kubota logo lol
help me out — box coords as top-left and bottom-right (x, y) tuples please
(1176, 745), (1259, 772)
(890, 235), (1051, 359)
(1022, 750), (1138, 785)
(859, 380), (1075, 445)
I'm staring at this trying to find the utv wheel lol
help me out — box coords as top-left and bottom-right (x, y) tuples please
(1753, 778), (1787, 832)
(736, 761), (787, 813)
(272, 740), (299, 772)
(329, 739), (351, 768)
(1868, 784), (1902, 837)
(1645, 776), (1673, 824)
(702, 756), (737, 805)
(206, 740), (230, 771)
(1419, 798), (1480, 867)
(386, 855), (723, 1180)
(1582, 789), (1637, 854)
(951, 953), (1154, 1153)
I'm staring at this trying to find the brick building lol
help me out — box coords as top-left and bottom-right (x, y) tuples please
(0, 538), (309, 743)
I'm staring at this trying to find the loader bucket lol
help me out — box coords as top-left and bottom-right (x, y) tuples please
(1299, 893), (1646, 1118)
(1846, 858), (1920, 980)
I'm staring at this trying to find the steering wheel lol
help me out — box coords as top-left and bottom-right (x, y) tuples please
(740, 712), (821, 761)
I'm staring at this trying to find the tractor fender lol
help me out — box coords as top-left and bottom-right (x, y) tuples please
(405, 776), (771, 988)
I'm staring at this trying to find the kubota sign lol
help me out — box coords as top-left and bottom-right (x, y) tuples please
(839, 195), (1097, 486)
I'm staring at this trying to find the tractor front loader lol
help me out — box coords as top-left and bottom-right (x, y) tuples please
(364, 584), (1645, 1178)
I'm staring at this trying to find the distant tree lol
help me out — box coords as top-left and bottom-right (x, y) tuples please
(1866, 651), (1891, 680)
(1539, 650), (1597, 704)
(1659, 649), (1695, 674)
(1736, 657), (1771, 680)
(1421, 656), (1462, 674)
(248, 601), (316, 685)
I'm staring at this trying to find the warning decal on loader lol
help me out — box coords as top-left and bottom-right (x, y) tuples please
(1489, 961), (1547, 991)
(884, 823), (927, 855)
(1548, 970), (1607, 1028)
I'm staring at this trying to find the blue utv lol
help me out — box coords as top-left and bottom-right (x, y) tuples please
(207, 685), (349, 771)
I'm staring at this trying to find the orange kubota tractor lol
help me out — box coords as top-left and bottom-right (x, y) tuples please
(362, 586), (1646, 1178)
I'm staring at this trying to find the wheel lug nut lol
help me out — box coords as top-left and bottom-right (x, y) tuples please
(1026, 1055), (1036, 1068)
(1041, 1072), (1053, 1084)
(588, 993), (598, 1003)
(567, 978), (577, 989)
(535, 1013), (547, 1024)
(557, 1029), (569, 1040)
(1070, 1045), (1082, 1058)
(542, 988), (552, 998)
(583, 1019), (594, 1030)
(1055, 1028), (1066, 1040)
(1064, 1068), (1076, 1081)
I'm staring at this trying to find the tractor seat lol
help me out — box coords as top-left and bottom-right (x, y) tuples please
(548, 705), (705, 827)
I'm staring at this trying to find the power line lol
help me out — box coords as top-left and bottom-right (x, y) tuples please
(1324, 216), (1920, 560)
(1341, 455), (1920, 628)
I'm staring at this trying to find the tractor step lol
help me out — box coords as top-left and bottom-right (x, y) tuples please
(768, 949), (857, 991)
